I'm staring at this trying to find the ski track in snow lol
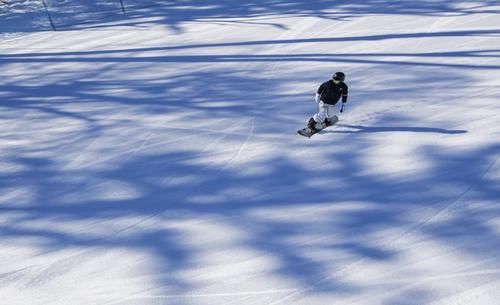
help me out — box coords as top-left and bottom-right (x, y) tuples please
(0, 119), (262, 289)
(34, 14), (311, 265)
(266, 155), (500, 305)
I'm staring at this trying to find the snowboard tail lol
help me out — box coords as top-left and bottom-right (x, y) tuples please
(297, 127), (318, 138)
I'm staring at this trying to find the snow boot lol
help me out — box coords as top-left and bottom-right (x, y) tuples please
(307, 117), (319, 132)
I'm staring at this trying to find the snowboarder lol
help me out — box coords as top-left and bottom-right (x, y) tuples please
(299, 72), (349, 136)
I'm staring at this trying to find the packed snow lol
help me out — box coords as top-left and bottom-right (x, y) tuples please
(1, 1), (499, 305)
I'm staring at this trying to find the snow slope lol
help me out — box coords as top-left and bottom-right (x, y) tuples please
(1, 1), (500, 304)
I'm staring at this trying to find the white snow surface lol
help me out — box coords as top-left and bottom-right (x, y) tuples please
(1, 1), (500, 305)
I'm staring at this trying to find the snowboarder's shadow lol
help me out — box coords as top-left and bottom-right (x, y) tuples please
(325, 124), (467, 134)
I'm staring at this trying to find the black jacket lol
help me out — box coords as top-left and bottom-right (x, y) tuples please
(317, 80), (348, 105)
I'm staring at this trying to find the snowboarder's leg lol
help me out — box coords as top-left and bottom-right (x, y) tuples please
(312, 102), (328, 130)
(324, 104), (339, 126)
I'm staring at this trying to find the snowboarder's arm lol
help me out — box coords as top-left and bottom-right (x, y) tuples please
(317, 82), (326, 95)
(316, 82), (326, 103)
(341, 84), (349, 103)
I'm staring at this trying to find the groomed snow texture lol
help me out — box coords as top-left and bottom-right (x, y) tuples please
(1, 1), (500, 304)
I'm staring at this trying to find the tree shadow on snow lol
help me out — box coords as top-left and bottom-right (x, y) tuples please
(329, 124), (467, 134)
(1, 2), (500, 304)
(1, 0), (500, 33)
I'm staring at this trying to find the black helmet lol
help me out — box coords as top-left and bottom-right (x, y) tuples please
(332, 72), (345, 83)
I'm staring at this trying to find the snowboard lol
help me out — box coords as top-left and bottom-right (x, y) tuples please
(297, 115), (338, 138)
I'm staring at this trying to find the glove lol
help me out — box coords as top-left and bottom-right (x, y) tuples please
(340, 103), (346, 112)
